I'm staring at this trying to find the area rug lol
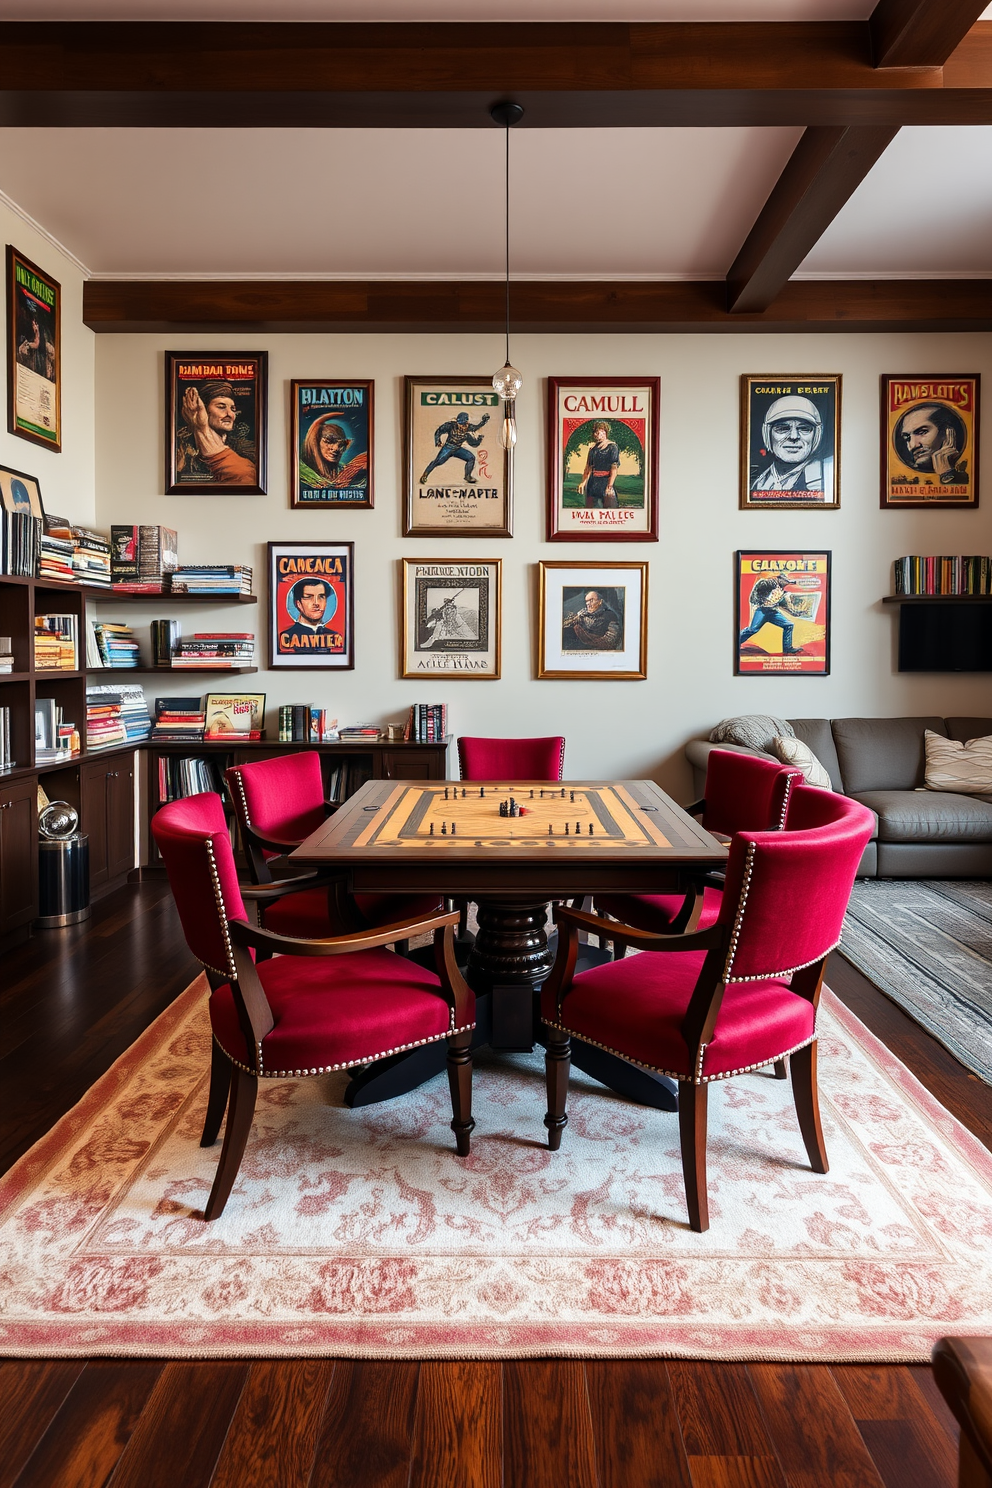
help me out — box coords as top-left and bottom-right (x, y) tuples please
(841, 879), (992, 1084)
(2, 974), (991, 1362)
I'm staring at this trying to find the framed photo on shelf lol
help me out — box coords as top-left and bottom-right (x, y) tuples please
(165, 351), (267, 495)
(880, 375), (979, 509)
(740, 375), (841, 509)
(290, 379), (373, 508)
(204, 692), (266, 737)
(538, 561), (648, 680)
(403, 375), (511, 537)
(546, 377), (659, 540)
(268, 542), (354, 671)
(0, 463), (44, 518)
(401, 558), (501, 680)
(6, 246), (61, 453)
(735, 551), (831, 676)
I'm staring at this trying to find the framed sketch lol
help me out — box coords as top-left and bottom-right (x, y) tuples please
(880, 375), (979, 509)
(165, 351), (267, 494)
(401, 558), (501, 679)
(0, 463), (44, 518)
(538, 562), (648, 680)
(547, 378), (659, 540)
(403, 375), (511, 537)
(740, 376), (841, 509)
(268, 542), (354, 671)
(6, 246), (61, 453)
(290, 379), (373, 509)
(735, 551), (831, 676)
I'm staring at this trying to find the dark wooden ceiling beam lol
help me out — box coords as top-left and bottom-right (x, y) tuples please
(2, 21), (992, 128)
(726, 125), (899, 313)
(82, 278), (992, 334)
(871, 0), (989, 68)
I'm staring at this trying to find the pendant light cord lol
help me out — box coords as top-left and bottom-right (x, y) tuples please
(504, 119), (510, 367)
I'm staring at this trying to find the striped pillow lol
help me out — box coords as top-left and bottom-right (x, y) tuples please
(924, 730), (992, 793)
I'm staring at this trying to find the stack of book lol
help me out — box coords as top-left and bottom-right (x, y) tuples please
(39, 515), (76, 583)
(894, 555), (992, 596)
(87, 682), (152, 745)
(151, 696), (206, 743)
(0, 636), (13, 674)
(35, 697), (79, 763)
(85, 689), (128, 751)
(170, 632), (255, 669)
(0, 705), (12, 771)
(87, 619), (141, 669)
(328, 758), (374, 802)
(111, 525), (179, 593)
(404, 703), (448, 742)
(0, 510), (40, 577)
(34, 613), (79, 670)
(339, 723), (382, 741)
(278, 706), (337, 742)
(156, 755), (225, 804)
(71, 526), (112, 587)
(169, 564), (253, 597)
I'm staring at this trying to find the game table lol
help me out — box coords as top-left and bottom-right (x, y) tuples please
(291, 779), (727, 1109)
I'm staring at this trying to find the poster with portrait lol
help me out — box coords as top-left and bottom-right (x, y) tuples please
(267, 542), (354, 671)
(546, 378), (659, 541)
(404, 376), (511, 537)
(0, 464), (44, 518)
(6, 246), (61, 453)
(881, 375), (979, 509)
(290, 379), (373, 509)
(735, 551), (831, 676)
(165, 351), (267, 494)
(740, 376), (840, 510)
(401, 559), (501, 679)
(539, 562), (647, 680)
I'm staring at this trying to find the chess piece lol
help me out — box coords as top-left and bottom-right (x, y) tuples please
(462, 788), (467, 798)
(444, 786), (449, 800)
(588, 823), (593, 835)
(575, 822), (580, 834)
(530, 789), (534, 798)
(480, 787), (484, 798)
(451, 821), (457, 834)
(441, 822), (447, 835)
(561, 787), (565, 797)
(429, 822), (434, 835)
(548, 825), (553, 836)
(570, 790), (575, 803)
(565, 822), (569, 834)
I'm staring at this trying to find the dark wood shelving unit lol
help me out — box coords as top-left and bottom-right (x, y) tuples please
(883, 594), (992, 604)
(87, 665), (259, 675)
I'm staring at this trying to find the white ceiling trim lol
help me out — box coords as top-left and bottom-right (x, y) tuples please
(0, 187), (91, 278)
(83, 269), (727, 282)
(791, 269), (992, 279)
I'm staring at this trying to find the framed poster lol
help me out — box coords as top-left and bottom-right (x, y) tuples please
(204, 693), (266, 737)
(736, 552), (831, 676)
(6, 246), (61, 453)
(538, 562), (647, 680)
(547, 378), (659, 540)
(740, 375), (840, 509)
(881, 375), (979, 509)
(403, 375), (511, 537)
(290, 379), (373, 508)
(401, 558), (501, 679)
(0, 463), (44, 517)
(268, 542), (354, 671)
(165, 352), (267, 494)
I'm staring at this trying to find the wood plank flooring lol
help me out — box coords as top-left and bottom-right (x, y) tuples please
(1, 881), (982, 1488)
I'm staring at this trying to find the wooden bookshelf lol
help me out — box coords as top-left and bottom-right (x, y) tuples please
(883, 594), (992, 603)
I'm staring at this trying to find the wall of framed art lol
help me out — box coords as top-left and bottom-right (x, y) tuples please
(93, 329), (992, 793)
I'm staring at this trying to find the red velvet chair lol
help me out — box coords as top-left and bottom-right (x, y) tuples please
(226, 752), (442, 940)
(541, 785), (875, 1231)
(152, 792), (475, 1221)
(458, 736), (565, 782)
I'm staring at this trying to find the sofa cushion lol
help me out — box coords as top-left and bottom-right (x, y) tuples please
(710, 715), (794, 752)
(832, 717), (947, 793)
(787, 720), (844, 790)
(945, 717), (992, 743)
(924, 731), (992, 794)
(773, 734), (832, 788)
(850, 790), (992, 843)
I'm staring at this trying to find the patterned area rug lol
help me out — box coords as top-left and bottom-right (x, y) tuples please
(841, 880), (992, 1085)
(2, 975), (991, 1362)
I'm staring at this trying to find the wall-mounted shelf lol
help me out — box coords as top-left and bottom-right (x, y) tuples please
(883, 595), (992, 604)
(95, 592), (257, 605)
(86, 665), (258, 676)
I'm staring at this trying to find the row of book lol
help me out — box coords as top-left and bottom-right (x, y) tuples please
(156, 754), (225, 804)
(894, 555), (992, 596)
(34, 613), (80, 671)
(111, 525), (179, 592)
(405, 703), (448, 742)
(328, 757), (374, 803)
(170, 564), (253, 597)
(85, 684), (152, 750)
(86, 620), (140, 669)
(0, 706), (12, 771)
(170, 632), (255, 668)
(1, 511), (41, 578)
(278, 706), (338, 742)
(40, 516), (112, 587)
(152, 697), (206, 743)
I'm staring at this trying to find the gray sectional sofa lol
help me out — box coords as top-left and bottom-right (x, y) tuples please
(686, 716), (992, 878)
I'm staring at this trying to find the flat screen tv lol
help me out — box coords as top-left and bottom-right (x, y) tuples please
(898, 603), (992, 672)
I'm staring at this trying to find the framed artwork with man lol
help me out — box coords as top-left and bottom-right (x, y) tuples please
(403, 376), (512, 537)
(735, 551), (831, 676)
(539, 562), (648, 680)
(268, 542), (354, 671)
(165, 352), (267, 494)
(547, 377), (660, 540)
(6, 246), (61, 453)
(291, 379), (373, 509)
(740, 376), (841, 510)
(880, 375), (979, 509)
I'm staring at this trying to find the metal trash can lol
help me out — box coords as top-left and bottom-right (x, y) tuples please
(36, 801), (91, 928)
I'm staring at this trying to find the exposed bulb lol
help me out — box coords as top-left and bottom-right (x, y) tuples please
(500, 411), (517, 450)
(492, 361), (523, 400)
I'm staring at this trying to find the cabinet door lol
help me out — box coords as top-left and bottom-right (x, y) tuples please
(0, 776), (38, 935)
(106, 761), (135, 880)
(81, 760), (110, 889)
(381, 749), (437, 781)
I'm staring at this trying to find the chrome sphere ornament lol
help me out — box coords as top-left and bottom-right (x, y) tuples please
(39, 800), (79, 840)
(492, 361), (523, 401)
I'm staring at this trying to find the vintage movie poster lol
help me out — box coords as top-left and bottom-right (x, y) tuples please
(268, 542), (354, 670)
(547, 378), (659, 541)
(291, 379), (373, 508)
(736, 551), (831, 676)
(165, 351), (267, 494)
(404, 377), (511, 537)
(401, 559), (501, 678)
(539, 562), (648, 680)
(740, 375), (840, 509)
(881, 375), (979, 509)
(6, 246), (61, 453)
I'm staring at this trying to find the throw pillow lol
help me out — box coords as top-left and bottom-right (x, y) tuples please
(772, 735), (832, 789)
(924, 730), (992, 793)
(709, 715), (795, 753)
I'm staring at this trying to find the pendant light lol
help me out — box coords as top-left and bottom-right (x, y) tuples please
(490, 101), (524, 450)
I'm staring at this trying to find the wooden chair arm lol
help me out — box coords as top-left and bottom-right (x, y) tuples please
(240, 871), (343, 901)
(552, 904), (727, 955)
(229, 907), (460, 958)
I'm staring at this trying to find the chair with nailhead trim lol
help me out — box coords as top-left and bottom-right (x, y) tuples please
(457, 736), (566, 783)
(152, 791), (475, 1221)
(539, 784), (874, 1232)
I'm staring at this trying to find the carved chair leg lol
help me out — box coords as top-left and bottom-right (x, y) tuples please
(791, 1041), (828, 1174)
(678, 1081), (710, 1232)
(544, 1029), (571, 1151)
(446, 1030), (475, 1157)
(203, 1066), (258, 1222)
(200, 1039), (231, 1148)
(773, 1058), (788, 1080)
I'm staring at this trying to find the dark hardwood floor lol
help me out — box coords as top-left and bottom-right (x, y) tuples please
(1, 880), (982, 1488)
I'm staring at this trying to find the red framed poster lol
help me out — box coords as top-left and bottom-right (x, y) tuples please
(268, 542), (354, 671)
(735, 551), (831, 676)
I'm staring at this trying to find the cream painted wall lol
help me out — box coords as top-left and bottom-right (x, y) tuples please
(94, 330), (992, 794)
(0, 197), (95, 523)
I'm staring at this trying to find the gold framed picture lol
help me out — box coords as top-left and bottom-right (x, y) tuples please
(538, 562), (648, 680)
(401, 558), (501, 679)
(403, 376), (512, 537)
(880, 375), (979, 509)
